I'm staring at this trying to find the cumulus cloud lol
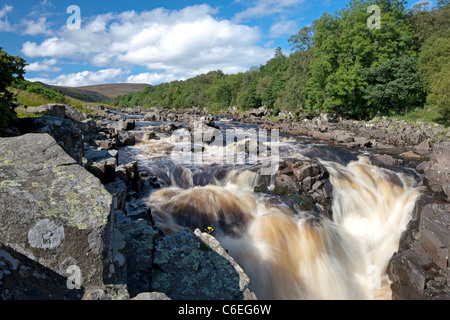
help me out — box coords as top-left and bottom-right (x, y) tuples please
(25, 58), (61, 72)
(22, 17), (53, 36)
(0, 4), (13, 32)
(27, 68), (129, 87)
(21, 4), (273, 85)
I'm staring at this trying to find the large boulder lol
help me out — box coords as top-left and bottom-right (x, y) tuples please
(150, 228), (256, 300)
(0, 133), (126, 299)
(16, 116), (85, 165)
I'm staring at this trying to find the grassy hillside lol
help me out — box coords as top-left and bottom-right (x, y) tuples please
(39, 82), (150, 102)
(10, 80), (116, 118)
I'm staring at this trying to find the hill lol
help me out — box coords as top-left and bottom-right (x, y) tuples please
(37, 82), (150, 103)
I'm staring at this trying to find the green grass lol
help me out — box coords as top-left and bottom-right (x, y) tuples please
(11, 89), (58, 107)
(15, 108), (44, 118)
(394, 105), (448, 127)
(11, 87), (117, 118)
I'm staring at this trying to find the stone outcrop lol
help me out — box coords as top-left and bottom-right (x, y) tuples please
(422, 140), (450, 202)
(150, 227), (256, 300)
(16, 116), (85, 165)
(388, 198), (449, 300)
(0, 133), (126, 299)
(387, 137), (449, 300)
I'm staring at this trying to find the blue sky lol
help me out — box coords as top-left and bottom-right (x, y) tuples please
(0, 0), (424, 87)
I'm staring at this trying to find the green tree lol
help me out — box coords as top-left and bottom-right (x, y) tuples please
(274, 49), (312, 111)
(288, 25), (315, 52)
(408, 0), (450, 47)
(418, 29), (450, 92)
(305, 0), (417, 118)
(363, 57), (425, 116)
(426, 61), (450, 123)
(207, 71), (232, 109)
(0, 48), (26, 128)
(257, 47), (287, 109)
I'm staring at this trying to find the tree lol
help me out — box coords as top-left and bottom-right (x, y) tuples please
(418, 29), (450, 92)
(0, 48), (26, 129)
(288, 25), (315, 52)
(363, 57), (425, 116)
(257, 47), (287, 109)
(426, 61), (450, 123)
(408, 0), (450, 48)
(304, 0), (417, 118)
(274, 49), (312, 111)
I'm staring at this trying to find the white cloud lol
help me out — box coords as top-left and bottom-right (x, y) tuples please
(21, 5), (273, 86)
(233, 0), (306, 22)
(22, 17), (53, 36)
(126, 72), (180, 85)
(27, 68), (129, 87)
(25, 58), (61, 72)
(0, 4), (13, 32)
(269, 19), (298, 38)
(22, 37), (78, 58)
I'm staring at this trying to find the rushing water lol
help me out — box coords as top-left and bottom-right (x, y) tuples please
(119, 115), (421, 300)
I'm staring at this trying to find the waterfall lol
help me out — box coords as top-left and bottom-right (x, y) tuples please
(124, 121), (421, 300)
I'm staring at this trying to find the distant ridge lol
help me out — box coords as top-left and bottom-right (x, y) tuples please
(37, 82), (150, 103)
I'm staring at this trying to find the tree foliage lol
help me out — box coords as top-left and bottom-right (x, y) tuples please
(0, 48), (26, 128)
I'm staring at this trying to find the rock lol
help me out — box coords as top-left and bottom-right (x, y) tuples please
(132, 292), (171, 300)
(16, 116), (84, 165)
(94, 139), (116, 150)
(116, 161), (142, 194)
(388, 199), (450, 300)
(150, 228), (256, 300)
(0, 133), (126, 299)
(142, 131), (160, 141)
(320, 112), (339, 123)
(274, 174), (298, 195)
(413, 139), (431, 155)
(288, 161), (320, 182)
(389, 249), (428, 300)
(87, 158), (117, 183)
(118, 131), (136, 147)
(416, 161), (430, 174)
(311, 131), (335, 142)
(143, 112), (161, 122)
(399, 151), (422, 161)
(373, 154), (397, 167)
(158, 122), (180, 135)
(65, 105), (88, 122)
(419, 204), (449, 271)
(33, 104), (67, 118)
(336, 133), (354, 143)
(121, 218), (156, 298)
(117, 119), (135, 131)
(423, 140), (450, 201)
(105, 180), (127, 213)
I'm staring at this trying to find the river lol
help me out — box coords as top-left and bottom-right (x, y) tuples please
(117, 112), (421, 300)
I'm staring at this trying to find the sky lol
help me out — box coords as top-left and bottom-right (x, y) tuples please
(0, 0), (425, 87)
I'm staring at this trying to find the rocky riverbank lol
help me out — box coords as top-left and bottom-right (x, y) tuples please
(1, 104), (448, 300)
